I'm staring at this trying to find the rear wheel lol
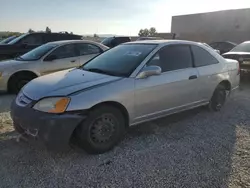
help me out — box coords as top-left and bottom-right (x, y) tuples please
(209, 85), (227, 111)
(75, 105), (126, 154)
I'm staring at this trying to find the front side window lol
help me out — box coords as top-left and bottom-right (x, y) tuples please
(147, 45), (192, 72)
(48, 44), (77, 59)
(191, 45), (219, 67)
(76, 43), (101, 55)
(82, 44), (157, 77)
(17, 43), (58, 61)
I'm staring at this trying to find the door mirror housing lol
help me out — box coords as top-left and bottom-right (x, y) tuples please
(44, 55), (57, 61)
(137, 65), (161, 79)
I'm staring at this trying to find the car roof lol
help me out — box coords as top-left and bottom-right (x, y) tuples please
(127, 40), (200, 46)
(242, 41), (250, 44)
(48, 40), (98, 45)
(28, 32), (81, 36)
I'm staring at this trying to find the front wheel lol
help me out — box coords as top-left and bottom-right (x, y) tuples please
(75, 105), (126, 154)
(209, 85), (227, 111)
(9, 74), (35, 94)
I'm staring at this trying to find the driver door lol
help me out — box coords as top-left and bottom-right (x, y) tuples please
(134, 45), (199, 123)
(41, 43), (80, 75)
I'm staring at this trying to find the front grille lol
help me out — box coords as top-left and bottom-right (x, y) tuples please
(16, 92), (33, 107)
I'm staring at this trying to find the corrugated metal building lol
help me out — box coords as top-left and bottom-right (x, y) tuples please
(171, 8), (250, 43)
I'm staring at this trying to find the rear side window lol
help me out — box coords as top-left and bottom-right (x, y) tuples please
(191, 45), (219, 67)
(147, 45), (192, 72)
(75, 43), (102, 55)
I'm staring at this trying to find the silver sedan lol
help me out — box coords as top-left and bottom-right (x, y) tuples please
(11, 40), (240, 154)
(0, 40), (109, 93)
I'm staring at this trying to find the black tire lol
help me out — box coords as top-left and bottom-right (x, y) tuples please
(9, 74), (35, 94)
(75, 105), (126, 154)
(209, 84), (227, 111)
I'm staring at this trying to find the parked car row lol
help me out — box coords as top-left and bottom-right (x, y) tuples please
(0, 32), (82, 61)
(10, 40), (240, 154)
(0, 40), (108, 93)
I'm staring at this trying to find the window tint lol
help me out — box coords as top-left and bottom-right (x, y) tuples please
(147, 45), (192, 72)
(191, 45), (219, 67)
(21, 34), (43, 45)
(48, 44), (77, 59)
(76, 43), (101, 55)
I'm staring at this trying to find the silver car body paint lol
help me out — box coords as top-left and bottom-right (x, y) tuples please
(21, 40), (240, 126)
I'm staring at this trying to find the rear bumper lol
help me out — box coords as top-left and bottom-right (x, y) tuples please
(11, 99), (86, 150)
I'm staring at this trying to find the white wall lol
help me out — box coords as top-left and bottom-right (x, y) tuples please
(171, 8), (250, 43)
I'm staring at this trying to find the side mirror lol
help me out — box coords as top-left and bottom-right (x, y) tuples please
(44, 55), (57, 61)
(137, 65), (161, 79)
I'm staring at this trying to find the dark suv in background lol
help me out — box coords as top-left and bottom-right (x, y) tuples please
(101, 36), (131, 48)
(0, 32), (82, 60)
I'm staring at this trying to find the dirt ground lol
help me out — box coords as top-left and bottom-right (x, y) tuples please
(0, 84), (250, 188)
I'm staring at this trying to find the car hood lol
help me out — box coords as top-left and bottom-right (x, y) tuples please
(22, 68), (122, 100)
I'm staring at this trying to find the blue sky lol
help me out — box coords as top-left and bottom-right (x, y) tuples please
(1, 0), (250, 35)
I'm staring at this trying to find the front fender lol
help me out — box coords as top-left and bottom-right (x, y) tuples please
(66, 78), (136, 122)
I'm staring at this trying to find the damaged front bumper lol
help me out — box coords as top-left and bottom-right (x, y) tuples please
(10, 98), (86, 150)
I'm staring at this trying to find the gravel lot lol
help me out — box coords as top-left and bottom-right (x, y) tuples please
(0, 84), (250, 188)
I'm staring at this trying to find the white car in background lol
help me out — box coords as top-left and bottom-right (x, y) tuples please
(0, 40), (109, 93)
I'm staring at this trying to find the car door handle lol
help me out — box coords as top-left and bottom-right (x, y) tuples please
(189, 75), (198, 80)
(70, 60), (76, 63)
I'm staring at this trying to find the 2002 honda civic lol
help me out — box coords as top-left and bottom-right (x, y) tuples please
(11, 40), (240, 154)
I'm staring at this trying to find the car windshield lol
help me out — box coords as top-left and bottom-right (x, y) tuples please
(8, 33), (28, 44)
(81, 44), (157, 77)
(17, 43), (58, 61)
(0, 36), (17, 44)
(231, 42), (250, 52)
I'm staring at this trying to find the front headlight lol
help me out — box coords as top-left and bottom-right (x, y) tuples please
(33, 97), (70, 113)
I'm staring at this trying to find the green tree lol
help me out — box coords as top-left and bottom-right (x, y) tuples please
(93, 33), (99, 38)
(45, 27), (51, 33)
(28, 29), (35, 33)
(138, 28), (149, 37)
(149, 27), (157, 36)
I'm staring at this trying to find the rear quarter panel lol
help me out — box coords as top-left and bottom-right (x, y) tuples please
(196, 47), (231, 100)
(224, 58), (240, 90)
